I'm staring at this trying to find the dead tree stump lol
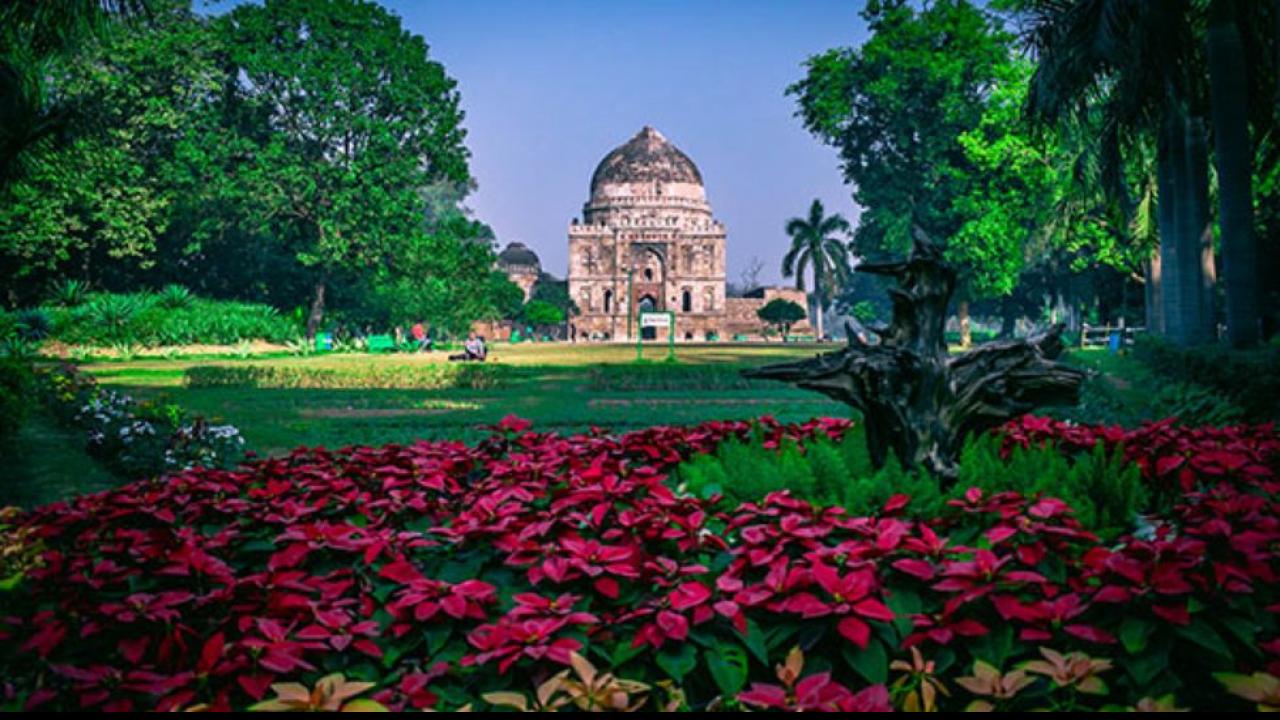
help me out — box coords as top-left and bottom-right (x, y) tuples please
(743, 230), (1085, 482)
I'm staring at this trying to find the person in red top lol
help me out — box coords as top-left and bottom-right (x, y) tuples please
(410, 322), (431, 352)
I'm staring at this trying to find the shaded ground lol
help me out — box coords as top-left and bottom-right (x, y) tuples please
(1, 408), (118, 507)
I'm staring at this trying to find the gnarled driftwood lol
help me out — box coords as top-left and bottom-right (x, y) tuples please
(743, 229), (1084, 482)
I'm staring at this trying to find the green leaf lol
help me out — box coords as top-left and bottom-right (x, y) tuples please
(841, 637), (889, 685)
(968, 623), (1014, 668)
(1124, 646), (1170, 686)
(706, 643), (749, 696)
(609, 640), (647, 668)
(1119, 616), (1152, 655)
(656, 644), (699, 682)
(1176, 619), (1232, 660)
(740, 619), (770, 666)
(885, 589), (922, 637)
(1217, 615), (1261, 657)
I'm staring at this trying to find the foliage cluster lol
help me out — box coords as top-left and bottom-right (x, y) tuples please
(756, 299), (807, 335)
(0, 0), (503, 338)
(38, 363), (245, 480)
(30, 292), (299, 348)
(674, 424), (1145, 537)
(1133, 337), (1280, 422)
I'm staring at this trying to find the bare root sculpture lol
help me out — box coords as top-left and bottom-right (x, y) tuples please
(743, 230), (1085, 482)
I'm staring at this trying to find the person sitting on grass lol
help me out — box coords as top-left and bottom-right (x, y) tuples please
(411, 321), (432, 352)
(449, 332), (487, 362)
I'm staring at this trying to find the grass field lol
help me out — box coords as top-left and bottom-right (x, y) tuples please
(79, 342), (847, 455)
(8, 342), (1128, 508)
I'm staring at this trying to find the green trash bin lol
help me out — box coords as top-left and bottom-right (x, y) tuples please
(315, 332), (333, 352)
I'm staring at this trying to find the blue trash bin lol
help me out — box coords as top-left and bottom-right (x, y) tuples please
(1107, 330), (1122, 354)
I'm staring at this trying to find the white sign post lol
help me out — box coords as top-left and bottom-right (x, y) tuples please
(637, 311), (675, 361)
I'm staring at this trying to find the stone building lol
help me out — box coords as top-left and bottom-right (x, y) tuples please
(496, 242), (542, 301)
(567, 126), (810, 341)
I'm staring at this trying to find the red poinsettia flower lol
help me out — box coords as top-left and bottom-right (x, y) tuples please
(779, 561), (894, 647)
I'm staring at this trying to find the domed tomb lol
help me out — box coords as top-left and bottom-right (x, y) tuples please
(497, 242), (542, 300)
(568, 126), (726, 341)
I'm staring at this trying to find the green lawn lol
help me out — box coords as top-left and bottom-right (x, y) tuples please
(79, 342), (849, 455)
(8, 343), (1146, 508)
(1, 408), (119, 507)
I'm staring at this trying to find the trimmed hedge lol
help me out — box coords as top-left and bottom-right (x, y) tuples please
(184, 362), (509, 390)
(587, 364), (776, 392)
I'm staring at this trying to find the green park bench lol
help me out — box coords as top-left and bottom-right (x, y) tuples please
(786, 335), (816, 343)
(732, 333), (749, 342)
(367, 334), (397, 353)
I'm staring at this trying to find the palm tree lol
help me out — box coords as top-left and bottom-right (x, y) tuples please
(782, 199), (852, 340)
(1207, 0), (1260, 346)
(1020, 0), (1215, 346)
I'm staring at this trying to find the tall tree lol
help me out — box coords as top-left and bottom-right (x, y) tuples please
(1207, 0), (1261, 346)
(782, 199), (852, 339)
(213, 0), (472, 337)
(1018, 0), (1275, 346)
(0, 0), (217, 303)
(789, 0), (1012, 344)
(0, 0), (151, 187)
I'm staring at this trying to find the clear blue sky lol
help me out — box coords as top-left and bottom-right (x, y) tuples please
(389, 0), (867, 285)
(211, 1), (870, 285)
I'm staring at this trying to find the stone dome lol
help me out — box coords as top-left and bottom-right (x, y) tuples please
(497, 242), (540, 270)
(589, 126), (703, 195)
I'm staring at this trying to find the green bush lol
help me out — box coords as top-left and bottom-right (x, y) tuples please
(86, 293), (146, 341)
(41, 293), (298, 347)
(157, 284), (195, 309)
(183, 362), (509, 390)
(1133, 336), (1280, 422)
(956, 434), (1148, 534)
(14, 309), (51, 341)
(673, 424), (1148, 536)
(46, 279), (90, 307)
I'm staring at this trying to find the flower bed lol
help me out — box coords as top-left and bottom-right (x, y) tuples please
(39, 363), (245, 480)
(0, 415), (1276, 711)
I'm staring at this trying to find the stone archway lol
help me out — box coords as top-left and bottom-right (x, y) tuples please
(638, 294), (658, 339)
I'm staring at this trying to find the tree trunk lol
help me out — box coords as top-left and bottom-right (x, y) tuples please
(1186, 114), (1217, 341)
(957, 299), (972, 348)
(813, 275), (825, 340)
(999, 297), (1017, 339)
(1208, 1), (1261, 347)
(306, 279), (327, 340)
(1144, 251), (1164, 333)
(744, 230), (1084, 482)
(1159, 109), (1206, 346)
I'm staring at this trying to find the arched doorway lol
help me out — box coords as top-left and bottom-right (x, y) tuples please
(638, 294), (658, 340)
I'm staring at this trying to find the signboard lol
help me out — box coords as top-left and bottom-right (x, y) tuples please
(639, 312), (671, 328)
(636, 311), (676, 362)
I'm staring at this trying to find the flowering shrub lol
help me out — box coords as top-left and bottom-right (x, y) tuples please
(0, 414), (1275, 711)
(39, 363), (245, 479)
